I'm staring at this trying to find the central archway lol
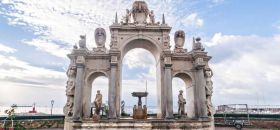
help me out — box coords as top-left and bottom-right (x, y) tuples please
(117, 36), (164, 118)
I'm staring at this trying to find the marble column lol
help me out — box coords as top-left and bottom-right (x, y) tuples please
(165, 65), (174, 119)
(195, 68), (208, 119)
(157, 61), (164, 118)
(109, 65), (117, 119)
(72, 64), (85, 121)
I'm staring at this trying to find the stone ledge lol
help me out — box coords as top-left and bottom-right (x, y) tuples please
(65, 119), (212, 130)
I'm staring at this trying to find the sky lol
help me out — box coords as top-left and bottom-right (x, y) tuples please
(0, 0), (280, 111)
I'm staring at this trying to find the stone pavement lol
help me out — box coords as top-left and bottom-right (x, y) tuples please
(216, 127), (271, 130)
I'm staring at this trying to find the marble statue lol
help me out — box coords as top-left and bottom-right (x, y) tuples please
(95, 28), (106, 48)
(174, 30), (185, 49)
(149, 10), (155, 24)
(73, 44), (78, 49)
(78, 35), (86, 49)
(205, 68), (214, 116)
(94, 90), (102, 115)
(143, 105), (147, 119)
(178, 90), (186, 116)
(123, 9), (131, 24)
(63, 65), (76, 117)
(193, 37), (205, 51)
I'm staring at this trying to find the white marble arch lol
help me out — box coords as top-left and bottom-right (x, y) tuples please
(66, 1), (211, 122)
(83, 71), (109, 118)
(173, 72), (196, 118)
(117, 35), (164, 118)
(65, 2), (213, 130)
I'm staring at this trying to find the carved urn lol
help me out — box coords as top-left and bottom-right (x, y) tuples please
(95, 28), (106, 48)
(174, 30), (185, 49)
(132, 1), (149, 23)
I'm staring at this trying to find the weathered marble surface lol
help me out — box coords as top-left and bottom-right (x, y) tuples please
(64, 119), (212, 130)
(64, 1), (214, 130)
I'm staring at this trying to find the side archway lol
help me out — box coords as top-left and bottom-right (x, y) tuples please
(83, 71), (109, 118)
(173, 72), (195, 118)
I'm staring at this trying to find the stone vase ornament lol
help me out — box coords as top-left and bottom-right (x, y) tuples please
(132, 1), (149, 23)
(174, 30), (185, 49)
(95, 28), (106, 48)
(78, 35), (86, 49)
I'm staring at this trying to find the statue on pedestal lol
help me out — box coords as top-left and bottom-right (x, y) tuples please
(178, 90), (186, 116)
(193, 37), (205, 51)
(205, 68), (214, 116)
(63, 65), (76, 117)
(149, 10), (155, 24)
(78, 35), (86, 49)
(123, 9), (131, 24)
(94, 90), (102, 115)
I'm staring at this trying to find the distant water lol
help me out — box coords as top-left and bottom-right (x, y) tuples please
(0, 106), (163, 116)
(0, 106), (63, 116)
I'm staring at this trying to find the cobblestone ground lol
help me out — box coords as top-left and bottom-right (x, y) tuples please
(39, 128), (272, 130)
(216, 127), (272, 130)
(39, 129), (63, 130)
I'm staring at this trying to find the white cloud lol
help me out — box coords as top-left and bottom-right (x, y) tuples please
(123, 49), (155, 69)
(0, 0), (180, 58)
(2, 0), (279, 109)
(0, 54), (66, 106)
(182, 13), (204, 28)
(0, 43), (16, 53)
(212, 0), (224, 4)
(208, 33), (280, 105)
(273, 21), (280, 30)
(205, 32), (266, 47)
(23, 39), (69, 58)
(0, 0), (189, 108)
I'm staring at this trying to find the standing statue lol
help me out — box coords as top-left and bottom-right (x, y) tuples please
(94, 90), (102, 115)
(178, 90), (186, 116)
(95, 28), (106, 48)
(78, 35), (86, 49)
(149, 10), (155, 24)
(205, 68), (214, 116)
(143, 105), (147, 119)
(63, 65), (76, 117)
(123, 9), (131, 24)
(193, 37), (205, 51)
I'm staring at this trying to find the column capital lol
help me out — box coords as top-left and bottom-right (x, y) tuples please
(110, 55), (118, 66)
(76, 56), (85, 66)
(164, 65), (172, 68)
(164, 57), (172, 67)
(194, 57), (205, 69)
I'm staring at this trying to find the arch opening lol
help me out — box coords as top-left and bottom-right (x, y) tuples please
(90, 76), (109, 116)
(119, 38), (162, 118)
(83, 72), (109, 118)
(121, 38), (161, 61)
(172, 72), (195, 118)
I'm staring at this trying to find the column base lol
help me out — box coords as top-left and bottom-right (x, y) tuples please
(165, 115), (174, 119)
(198, 116), (210, 121)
